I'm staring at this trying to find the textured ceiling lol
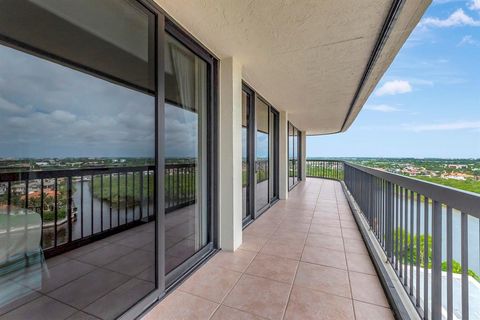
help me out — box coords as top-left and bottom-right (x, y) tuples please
(154, 0), (430, 134)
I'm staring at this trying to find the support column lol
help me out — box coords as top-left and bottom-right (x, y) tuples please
(279, 111), (288, 200)
(218, 57), (243, 251)
(301, 131), (307, 181)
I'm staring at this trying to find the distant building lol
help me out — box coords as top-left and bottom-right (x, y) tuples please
(447, 164), (468, 169)
(441, 172), (473, 181)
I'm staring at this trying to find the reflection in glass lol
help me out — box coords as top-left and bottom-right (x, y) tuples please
(164, 34), (208, 273)
(0, 6), (156, 316)
(288, 122), (301, 189)
(294, 128), (298, 182)
(242, 91), (250, 220)
(289, 123), (294, 188)
(256, 98), (269, 211)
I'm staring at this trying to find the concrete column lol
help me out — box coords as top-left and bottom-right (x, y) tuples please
(279, 111), (288, 200)
(218, 57), (243, 251)
(301, 131), (307, 181)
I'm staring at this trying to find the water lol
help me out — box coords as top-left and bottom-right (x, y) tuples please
(43, 181), (154, 248)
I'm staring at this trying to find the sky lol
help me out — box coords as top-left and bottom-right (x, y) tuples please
(0, 44), (200, 159)
(307, 0), (480, 159)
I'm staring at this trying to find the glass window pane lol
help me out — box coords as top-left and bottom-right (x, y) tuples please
(268, 110), (275, 201)
(164, 33), (209, 273)
(0, 0), (155, 92)
(242, 91), (249, 220)
(0, 3), (156, 316)
(256, 98), (269, 211)
(289, 123), (294, 188)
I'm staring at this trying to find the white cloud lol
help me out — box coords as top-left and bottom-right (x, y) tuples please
(364, 104), (401, 112)
(375, 80), (412, 96)
(0, 97), (30, 114)
(420, 9), (480, 27)
(458, 35), (480, 46)
(403, 121), (480, 132)
(469, 0), (480, 10)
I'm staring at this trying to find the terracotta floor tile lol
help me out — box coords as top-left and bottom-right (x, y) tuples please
(284, 285), (354, 320)
(283, 210), (314, 218)
(305, 234), (344, 252)
(282, 216), (313, 224)
(340, 220), (358, 228)
(209, 249), (256, 272)
(308, 225), (343, 237)
(276, 222), (310, 234)
(240, 234), (269, 252)
(301, 246), (347, 270)
(311, 217), (341, 227)
(346, 252), (376, 275)
(223, 274), (291, 320)
(211, 306), (264, 320)
(269, 230), (307, 245)
(349, 272), (389, 307)
(294, 262), (351, 298)
(354, 301), (394, 320)
(343, 238), (368, 255)
(179, 264), (242, 303)
(260, 239), (305, 260)
(341, 230), (363, 241)
(245, 254), (298, 283)
(143, 291), (218, 320)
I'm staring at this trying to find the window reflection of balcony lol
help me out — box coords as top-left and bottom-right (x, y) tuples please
(0, 163), (198, 319)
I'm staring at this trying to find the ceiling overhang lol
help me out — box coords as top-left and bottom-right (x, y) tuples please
(154, 0), (431, 134)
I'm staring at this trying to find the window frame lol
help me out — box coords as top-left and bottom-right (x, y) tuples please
(288, 121), (302, 191)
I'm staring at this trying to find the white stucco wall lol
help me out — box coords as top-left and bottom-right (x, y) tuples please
(218, 57), (243, 251)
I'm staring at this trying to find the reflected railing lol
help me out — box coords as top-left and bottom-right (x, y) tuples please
(0, 163), (196, 259)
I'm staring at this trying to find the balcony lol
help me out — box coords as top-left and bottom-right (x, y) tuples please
(0, 0), (440, 319)
(144, 177), (392, 320)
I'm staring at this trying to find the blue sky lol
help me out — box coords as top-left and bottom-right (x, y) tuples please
(307, 0), (480, 159)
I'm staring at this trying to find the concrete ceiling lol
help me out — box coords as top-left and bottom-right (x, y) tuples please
(154, 0), (430, 134)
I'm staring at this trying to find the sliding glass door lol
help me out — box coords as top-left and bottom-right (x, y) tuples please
(164, 30), (212, 277)
(0, 1), (159, 318)
(163, 22), (216, 285)
(288, 122), (301, 190)
(269, 110), (279, 203)
(0, 3), (217, 318)
(255, 98), (270, 212)
(242, 88), (252, 223)
(242, 84), (279, 225)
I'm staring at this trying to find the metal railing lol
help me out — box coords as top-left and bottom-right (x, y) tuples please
(0, 163), (196, 257)
(306, 159), (344, 180)
(343, 162), (480, 320)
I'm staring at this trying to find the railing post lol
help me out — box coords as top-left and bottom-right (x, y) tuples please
(461, 211), (469, 320)
(68, 177), (73, 243)
(431, 200), (442, 320)
(385, 181), (393, 260)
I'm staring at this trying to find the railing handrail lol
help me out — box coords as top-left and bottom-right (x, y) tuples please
(305, 159), (480, 218)
(344, 162), (480, 219)
(306, 159), (341, 162)
(0, 163), (200, 183)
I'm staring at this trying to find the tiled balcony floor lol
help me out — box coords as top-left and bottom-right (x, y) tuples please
(145, 178), (394, 320)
